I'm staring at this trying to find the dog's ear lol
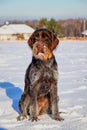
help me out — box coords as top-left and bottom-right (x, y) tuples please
(27, 33), (35, 49)
(51, 32), (59, 51)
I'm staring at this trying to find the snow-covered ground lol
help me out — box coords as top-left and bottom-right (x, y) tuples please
(0, 41), (87, 130)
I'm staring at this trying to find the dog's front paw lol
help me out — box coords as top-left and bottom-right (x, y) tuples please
(29, 116), (39, 122)
(53, 115), (64, 121)
(17, 115), (27, 121)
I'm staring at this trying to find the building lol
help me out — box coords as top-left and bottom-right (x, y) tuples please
(82, 30), (87, 37)
(0, 23), (34, 41)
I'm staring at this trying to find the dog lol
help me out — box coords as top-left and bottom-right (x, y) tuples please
(17, 28), (63, 121)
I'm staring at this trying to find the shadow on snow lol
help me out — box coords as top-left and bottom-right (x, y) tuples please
(0, 82), (22, 113)
(0, 128), (7, 130)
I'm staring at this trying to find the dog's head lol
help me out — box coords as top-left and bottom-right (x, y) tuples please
(27, 28), (59, 60)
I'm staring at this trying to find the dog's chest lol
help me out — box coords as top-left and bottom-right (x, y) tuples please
(29, 58), (58, 84)
(37, 66), (57, 97)
(42, 67), (53, 78)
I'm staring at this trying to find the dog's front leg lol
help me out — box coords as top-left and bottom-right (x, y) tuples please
(50, 81), (63, 121)
(29, 85), (38, 121)
(17, 93), (29, 121)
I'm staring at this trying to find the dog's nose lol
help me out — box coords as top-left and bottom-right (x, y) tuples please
(38, 42), (44, 52)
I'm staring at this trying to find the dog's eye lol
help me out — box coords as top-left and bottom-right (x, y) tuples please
(35, 33), (39, 37)
(34, 33), (39, 42)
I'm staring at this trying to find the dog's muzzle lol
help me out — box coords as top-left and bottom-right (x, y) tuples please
(32, 42), (53, 60)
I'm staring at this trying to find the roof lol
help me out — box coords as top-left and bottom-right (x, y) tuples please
(0, 26), (16, 34)
(82, 30), (87, 35)
(0, 24), (34, 35)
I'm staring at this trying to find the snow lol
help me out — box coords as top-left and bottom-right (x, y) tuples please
(0, 41), (87, 130)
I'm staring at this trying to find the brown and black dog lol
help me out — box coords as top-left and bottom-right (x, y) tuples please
(17, 28), (63, 121)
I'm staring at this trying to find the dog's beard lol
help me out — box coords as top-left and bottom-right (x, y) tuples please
(32, 43), (53, 60)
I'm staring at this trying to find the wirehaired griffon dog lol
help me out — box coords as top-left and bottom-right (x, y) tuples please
(17, 28), (63, 121)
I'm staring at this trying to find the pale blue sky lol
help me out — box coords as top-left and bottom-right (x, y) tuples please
(0, 0), (87, 20)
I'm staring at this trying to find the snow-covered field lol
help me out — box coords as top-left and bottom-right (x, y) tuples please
(0, 41), (87, 130)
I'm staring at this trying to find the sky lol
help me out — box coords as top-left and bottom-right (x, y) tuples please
(0, 0), (87, 20)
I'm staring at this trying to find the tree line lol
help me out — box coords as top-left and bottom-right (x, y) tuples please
(26, 18), (87, 37)
(4, 18), (87, 37)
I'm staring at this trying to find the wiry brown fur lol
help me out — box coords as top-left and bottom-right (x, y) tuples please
(17, 28), (63, 121)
